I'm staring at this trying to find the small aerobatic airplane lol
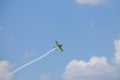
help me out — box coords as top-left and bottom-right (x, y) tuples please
(54, 41), (63, 52)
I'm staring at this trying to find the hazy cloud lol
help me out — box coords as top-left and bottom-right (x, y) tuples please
(0, 26), (3, 37)
(25, 50), (36, 58)
(63, 39), (120, 80)
(0, 26), (16, 43)
(0, 26), (3, 32)
(114, 40), (120, 66)
(0, 61), (14, 80)
(88, 21), (94, 30)
(40, 74), (51, 80)
(76, 0), (106, 5)
(4, 36), (16, 43)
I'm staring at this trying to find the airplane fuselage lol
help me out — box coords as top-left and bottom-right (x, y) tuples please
(54, 41), (63, 52)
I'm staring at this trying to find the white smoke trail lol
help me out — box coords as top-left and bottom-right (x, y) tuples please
(10, 48), (56, 75)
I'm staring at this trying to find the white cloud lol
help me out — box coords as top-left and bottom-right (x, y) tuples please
(63, 57), (119, 80)
(114, 40), (120, 66)
(40, 74), (51, 80)
(0, 61), (14, 80)
(63, 39), (120, 80)
(76, 0), (106, 5)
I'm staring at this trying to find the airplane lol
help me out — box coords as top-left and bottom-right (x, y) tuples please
(54, 41), (63, 52)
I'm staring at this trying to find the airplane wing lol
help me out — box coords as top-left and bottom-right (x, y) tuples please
(55, 41), (59, 46)
(59, 47), (63, 51)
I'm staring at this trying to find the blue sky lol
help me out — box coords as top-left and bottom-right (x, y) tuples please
(0, 0), (120, 80)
